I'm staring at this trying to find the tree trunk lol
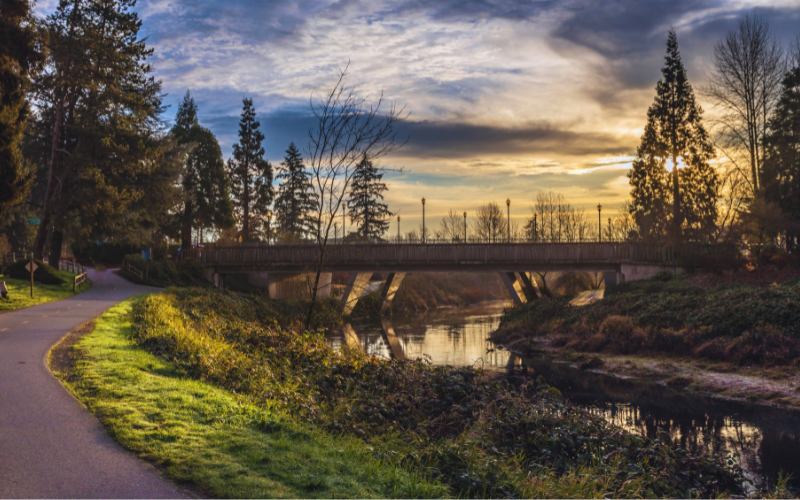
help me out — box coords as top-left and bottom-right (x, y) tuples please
(33, 93), (67, 260)
(672, 151), (682, 242)
(243, 176), (250, 241)
(181, 201), (193, 249)
(49, 229), (64, 269)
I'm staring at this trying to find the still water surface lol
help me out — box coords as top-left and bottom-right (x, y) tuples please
(331, 302), (800, 488)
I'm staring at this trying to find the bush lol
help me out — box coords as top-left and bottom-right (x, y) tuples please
(5, 259), (65, 285)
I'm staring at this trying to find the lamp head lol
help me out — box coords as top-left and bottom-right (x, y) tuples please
(421, 197), (426, 205)
(342, 202), (346, 209)
(597, 204), (602, 212)
(506, 198), (510, 206)
(463, 211), (467, 218)
(397, 215), (400, 221)
(238, 235), (242, 243)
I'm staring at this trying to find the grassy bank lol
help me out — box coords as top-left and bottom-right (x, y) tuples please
(124, 286), (749, 498)
(492, 274), (800, 366)
(51, 300), (446, 498)
(0, 270), (90, 312)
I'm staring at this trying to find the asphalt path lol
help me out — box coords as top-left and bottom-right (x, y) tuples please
(0, 269), (189, 498)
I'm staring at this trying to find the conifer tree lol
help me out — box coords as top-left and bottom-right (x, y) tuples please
(274, 142), (317, 240)
(172, 91), (234, 248)
(31, 0), (177, 266)
(347, 156), (391, 239)
(763, 66), (800, 252)
(0, 0), (40, 219)
(227, 98), (273, 241)
(628, 30), (718, 242)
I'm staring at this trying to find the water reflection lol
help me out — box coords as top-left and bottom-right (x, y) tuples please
(330, 304), (800, 488)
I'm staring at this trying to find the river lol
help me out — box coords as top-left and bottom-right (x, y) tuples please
(331, 301), (800, 489)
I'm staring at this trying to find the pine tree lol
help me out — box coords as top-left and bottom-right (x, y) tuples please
(0, 0), (40, 219)
(763, 66), (800, 252)
(31, 0), (178, 266)
(347, 157), (391, 240)
(227, 98), (274, 241)
(274, 142), (317, 240)
(172, 91), (234, 248)
(628, 30), (718, 242)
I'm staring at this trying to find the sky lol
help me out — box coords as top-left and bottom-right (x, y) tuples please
(37, 0), (800, 230)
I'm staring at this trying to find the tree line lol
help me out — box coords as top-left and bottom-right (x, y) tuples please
(0, 0), (398, 267)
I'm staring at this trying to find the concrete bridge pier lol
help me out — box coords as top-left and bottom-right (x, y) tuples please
(214, 272), (224, 289)
(380, 319), (406, 360)
(517, 272), (540, 301)
(340, 272), (373, 316)
(379, 273), (406, 313)
(603, 271), (618, 288)
(499, 272), (528, 305)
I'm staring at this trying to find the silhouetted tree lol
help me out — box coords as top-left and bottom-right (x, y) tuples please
(227, 98), (273, 241)
(348, 156), (391, 239)
(274, 142), (317, 240)
(439, 209), (466, 241)
(472, 202), (506, 242)
(0, 0), (40, 219)
(172, 92), (234, 248)
(629, 30), (718, 242)
(763, 65), (800, 252)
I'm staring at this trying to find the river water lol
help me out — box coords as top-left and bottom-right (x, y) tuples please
(331, 302), (800, 489)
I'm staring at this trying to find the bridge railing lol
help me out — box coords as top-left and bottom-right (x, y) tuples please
(183, 242), (683, 268)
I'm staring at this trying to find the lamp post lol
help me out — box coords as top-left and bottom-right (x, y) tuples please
(533, 214), (538, 243)
(334, 221), (338, 241)
(608, 218), (612, 242)
(463, 211), (467, 242)
(342, 202), (346, 242)
(421, 198), (426, 244)
(397, 215), (400, 242)
(597, 204), (602, 242)
(506, 199), (511, 242)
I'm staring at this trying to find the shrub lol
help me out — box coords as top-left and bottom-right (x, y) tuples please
(5, 259), (65, 285)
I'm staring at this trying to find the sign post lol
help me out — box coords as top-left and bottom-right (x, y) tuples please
(25, 261), (37, 299)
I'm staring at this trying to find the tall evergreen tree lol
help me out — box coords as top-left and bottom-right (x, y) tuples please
(0, 0), (40, 219)
(347, 156), (391, 239)
(227, 98), (273, 241)
(172, 91), (234, 248)
(763, 66), (800, 252)
(31, 0), (177, 266)
(274, 142), (317, 240)
(628, 30), (718, 242)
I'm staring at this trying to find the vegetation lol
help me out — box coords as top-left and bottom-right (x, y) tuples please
(119, 254), (208, 288)
(172, 91), (235, 248)
(227, 98), (274, 242)
(124, 286), (748, 497)
(6, 259), (65, 284)
(54, 300), (444, 498)
(628, 30), (718, 242)
(492, 273), (800, 367)
(347, 157), (391, 239)
(0, 269), (89, 311)
(274, 143), (317, 241)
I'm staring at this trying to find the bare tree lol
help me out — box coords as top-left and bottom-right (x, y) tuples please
(472, 202), (506, 242)
(703, 14), (787, 195)
(304, 64), (407, 328)
(439, 209), (466, 241)
(528, 191), (595, 242)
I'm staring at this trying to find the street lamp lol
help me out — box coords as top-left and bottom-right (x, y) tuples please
(342, 202), (346, 242)
(334, 221), (338, 241)
(597, 204), (602, 242)
(533, 214), (538, 243)
(463, 211), (467, 242)
(608, 218), (612, 242)
(421, 198), (426, 244)
(506, 199), (511, 243)
(397, 215), (401, 242)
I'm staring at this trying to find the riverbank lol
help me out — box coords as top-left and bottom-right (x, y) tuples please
(490, 268), (800, 409)
(114, 286), (757, 497)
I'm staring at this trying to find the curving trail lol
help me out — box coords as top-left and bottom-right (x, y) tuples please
(0, 269), (189, 498)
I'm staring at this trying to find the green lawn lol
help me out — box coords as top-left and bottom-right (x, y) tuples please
(51, 300), (446, 499)
(0, 270), (91, 312)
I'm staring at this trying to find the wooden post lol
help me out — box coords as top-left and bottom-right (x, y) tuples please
(30, 260), (34, 299)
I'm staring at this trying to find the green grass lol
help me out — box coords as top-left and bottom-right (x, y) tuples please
(0, 270), (90, 312)
(54, 300), (447, 499)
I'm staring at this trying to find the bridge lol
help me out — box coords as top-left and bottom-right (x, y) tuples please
(186, 242), (686, 315)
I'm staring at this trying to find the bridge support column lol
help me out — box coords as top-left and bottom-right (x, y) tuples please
(266, 272), (332, 299)
(379, 273), (406, 313)
(340, 272), (373, 316)
(214, 273), (224, 290)
(380, 319), (406, 360)
(499, 272), (527, 305)
(342, 324), (363, 351)
(517, 272), (540, 301)
(603, 271), (618, 288)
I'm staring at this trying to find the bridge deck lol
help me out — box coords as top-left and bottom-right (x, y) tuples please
(186, 243), (677, 273)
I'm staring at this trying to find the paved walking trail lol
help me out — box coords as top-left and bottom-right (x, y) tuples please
(0, 269), (189, 498)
